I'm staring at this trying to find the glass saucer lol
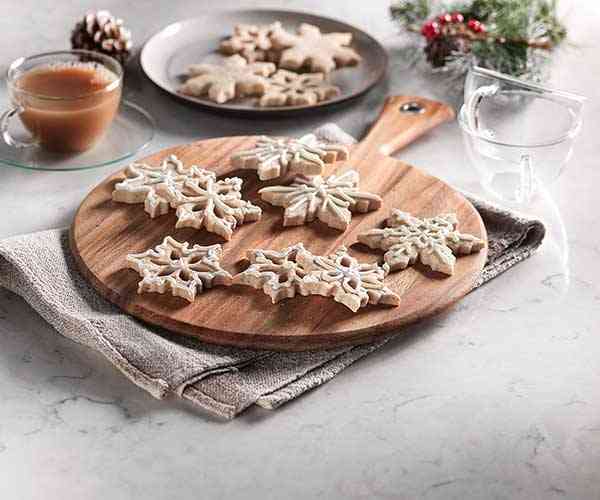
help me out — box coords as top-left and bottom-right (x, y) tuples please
(0, 100), (155, 171)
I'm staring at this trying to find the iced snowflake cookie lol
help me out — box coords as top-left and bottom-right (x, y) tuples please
(357, 210), (485, 276)
(259, 170), (382, 231)
(112, 155), (213, 218)
(233, 243), (309, 303)
(230, 134), (349, 181)
(270, 23), (361, 73)
(127, 236), (232, 302)
(258, 70), (340, 107)
(179, 55), (276, 104)
(297, 246), (400, 312)
(233, 244), (399, 312)
(170, 176), (262, 241)
(219, 22), (281, 62)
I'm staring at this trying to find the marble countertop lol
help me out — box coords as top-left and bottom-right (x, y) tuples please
(1, 1), (599, 499)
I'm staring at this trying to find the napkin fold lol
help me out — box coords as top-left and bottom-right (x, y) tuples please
(0, 125), (546, 419)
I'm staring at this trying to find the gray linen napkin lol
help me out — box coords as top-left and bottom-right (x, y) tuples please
(0, 125), (546, 419)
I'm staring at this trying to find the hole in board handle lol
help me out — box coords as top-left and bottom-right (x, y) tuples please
(400, 102), (425, 114)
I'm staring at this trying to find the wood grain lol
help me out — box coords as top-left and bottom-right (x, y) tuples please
(362, 95), (456, 156)
(70, 95), (486, 351)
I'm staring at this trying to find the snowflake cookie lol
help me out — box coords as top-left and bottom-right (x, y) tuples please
(230, 134), (349, 181)
(233, 244), (400, 312)
(219, 22), (281, 62)
(270, 23), (361, 73)
(112, 155), (213, 218)
(357, 210), (485, 276)
(297, 246), (401, 312)
(127, 236), (232, 302)
(259, 170), (382, 231)
(179, 54), (276, 104)
(170, 176), (262, 241)
(233, 243), (309, 303)
(258, 70), (340, 107)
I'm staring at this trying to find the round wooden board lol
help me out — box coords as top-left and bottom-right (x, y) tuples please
(70, 96), (487, 351)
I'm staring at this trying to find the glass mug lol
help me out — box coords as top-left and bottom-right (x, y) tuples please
(458, 66), (585, 206)
(1, 50), (123, 153)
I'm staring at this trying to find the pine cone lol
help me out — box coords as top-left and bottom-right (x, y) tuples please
(71, 10), (132, 65)
(424, 36), (470, 67)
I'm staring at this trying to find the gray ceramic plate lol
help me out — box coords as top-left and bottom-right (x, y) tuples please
(140, 9), (388, 115)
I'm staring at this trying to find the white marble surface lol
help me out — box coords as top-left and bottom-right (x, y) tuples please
(0, 1), (599, 499)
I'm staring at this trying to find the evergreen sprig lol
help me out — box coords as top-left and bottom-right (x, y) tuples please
(390, 0), (566, 82)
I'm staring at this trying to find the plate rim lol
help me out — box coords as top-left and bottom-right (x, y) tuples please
(140, 8), (389, 115)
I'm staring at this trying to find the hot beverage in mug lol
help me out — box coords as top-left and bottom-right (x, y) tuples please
(2, 50), (123, 153)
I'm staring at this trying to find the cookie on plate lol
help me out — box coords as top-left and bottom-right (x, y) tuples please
(220, 22), (281, 62)
(180, 54), (276, 104)
(259, 69), (340, 107)
(270, 23), (361, 73)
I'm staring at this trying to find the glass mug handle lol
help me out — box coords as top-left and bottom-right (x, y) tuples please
(0, 106), (37, 148)
(463, 83), (499, 133)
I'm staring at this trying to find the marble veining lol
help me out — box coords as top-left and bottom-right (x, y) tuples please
(0, 0), (599, 499)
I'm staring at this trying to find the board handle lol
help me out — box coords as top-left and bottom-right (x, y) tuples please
(361, 95), (455, 157)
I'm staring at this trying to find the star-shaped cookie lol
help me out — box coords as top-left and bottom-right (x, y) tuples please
(258, 69), (340, 107)
(357, 210), (485, 275)
(233, 244), (400, 312)
(127, 236), (232, 302)
(297, 246), (401, 312)
(233, 243), (309, 303)
(179, 54), (276, 104)
(231, 134), (349, 181)
(219, 22), (281, 62)
(270, 23), (361, 73)
(169, 176), (262, 241)
(259, 170), (382, 231)
(112, 155), (213, 218)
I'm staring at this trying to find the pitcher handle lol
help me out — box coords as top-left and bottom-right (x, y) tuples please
(464, 83), (500, 134)
(517, 154), (535, 204)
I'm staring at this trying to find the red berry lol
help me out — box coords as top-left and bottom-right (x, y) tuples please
(421, 21), (441, 40)
(467, 19), (484, 32)
(450, 12), (464, 23)
(438, 13), (452, 25)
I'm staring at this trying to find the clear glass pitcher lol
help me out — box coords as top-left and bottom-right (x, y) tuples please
(458, 66), (585, 206)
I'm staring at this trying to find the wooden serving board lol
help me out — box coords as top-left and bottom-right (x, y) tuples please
(71, 95), (487, 351)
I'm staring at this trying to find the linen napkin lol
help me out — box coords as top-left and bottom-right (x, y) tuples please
(0, 125), (546, 419)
